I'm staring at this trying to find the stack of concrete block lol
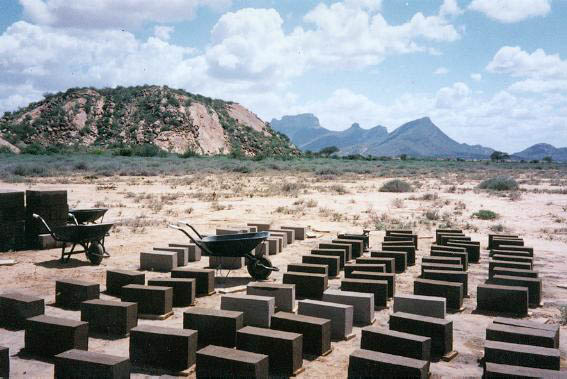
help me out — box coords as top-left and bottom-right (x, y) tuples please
(281, 226), (306, 240)
(337, 232), (369, 252)
(283, 271), (328, 299)
(140, 251), (177, 272)
(297, 299), (353, 340)
(153, 246), (188, 267)
(270, 311), (331, 357)
(435, 229), (480, 263)
(483, 318), (561, 374)
(333, 238), (363, 259)
(371, 250), (407, 273)
(169, 243), (201, 262)
(81, 299), (137, 337)
(382, 229), (418, 266)
(479, 233), (543, 314)
(311, 248), (347, 269)
(0, 190), (25, 252)
(319, 242), (352, 262)
(302, 254), (340, 277)
(147, 278), (196, 307)
(171, 268), (215, 296)
(323, 289), (375, 325)
(25, 190), (68, 249)
(247, 282), (295, 312)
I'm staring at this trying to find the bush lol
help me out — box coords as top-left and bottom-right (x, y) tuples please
(178, 148), (199, 158)
(561, 305), (567, 325)
(473, 210), (499, 220)
(379, 179), (413, 193)
(21, 142), (47, 155)
(479, 176), (519, 191)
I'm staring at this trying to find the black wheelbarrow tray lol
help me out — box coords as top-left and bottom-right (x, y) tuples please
(169, 222), (279, 280)
(69, 208), (108, 224)
(33, 213), (113, 265)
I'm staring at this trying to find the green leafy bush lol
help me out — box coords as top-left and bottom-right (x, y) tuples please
(479, 176), (519, 191)
(473, 210), (499, 220)
(178, 148), (199, 158)
(379, 179), (413, 193)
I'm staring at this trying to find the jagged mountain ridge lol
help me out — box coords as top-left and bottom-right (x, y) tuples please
(270, 113), (388, 152)
(0, 85), (298, 156)
(272, 114), (494, 158)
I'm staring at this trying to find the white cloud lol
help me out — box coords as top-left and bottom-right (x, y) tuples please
(469, 0), (551, 23)
(470, 73), (482, 81)
(18, 0), (232, 28)
(434, 67), (449, 75)
(153, 26), (174, 41)
(487, 46), (567, 93)
(436, 82), (471, 108)
(440, 0), (463, 17)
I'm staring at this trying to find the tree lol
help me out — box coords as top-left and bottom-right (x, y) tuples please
(543, 156), (553, 163)
(490, 151), (509, 162)
(400, 154), (408, 160)
(319, 146), (339, 157)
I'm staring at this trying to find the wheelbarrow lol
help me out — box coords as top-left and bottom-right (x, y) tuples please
(69, 208), (108, 224)
(33, 213), (113, 265)
(169, 222), (279, 280)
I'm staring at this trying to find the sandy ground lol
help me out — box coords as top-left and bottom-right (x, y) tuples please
(1, 172), (566, 378)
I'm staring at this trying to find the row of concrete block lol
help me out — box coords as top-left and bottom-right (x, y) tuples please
(435, 228), (481, 263)
(483, 317), (562, 376)
(139, 244), (201, 272)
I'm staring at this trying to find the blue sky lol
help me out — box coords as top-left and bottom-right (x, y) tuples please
(0, 0), (566, 152)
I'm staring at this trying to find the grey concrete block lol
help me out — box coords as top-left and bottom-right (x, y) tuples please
(154, 246), (188, 266)
(55, 279), (100, 309)
(266, 238), (280, 254)
(236, 326), (302, 377)
(422, 269), (468, 297)
(281, 226), (306, 240)
(493, 317), (559, 348)
(484, 340), (560, 371)
(389, 312), (453, 358)
(169, 243), (201, 262)
(489, 234), (519, 249)
(492, 254), (533, 265)
(140, 251), (177, 272)
(25, 315), (88, 357)
(247, 223), (271, 232)
(302, 255), (340, 277)
(341, 278), (388, 308)
(105, 269), (145, 296)
(447, 241), (480, 263)
(348, 349), (429, 379)
(120, 284), (172, 316)
(489, 249), (533, 258)
(268, 232), (287, 249)
(268, 229), (294, 244)
(371, 250), (407, 273)
(54, 349), (130, 379)
(184, 307), (243, 348)
(270, 312), (331, 357)
(298, 299), (353, 340)
(430, 250), (468, 270)
(484, 362), (567, 378)
(487, 323), (557, 348)
(196, 345), (268, 379)
(345, 263), (386, 277)
(311, 248), (347, 268)
(488, 275), (542, 306)
(393, 294), (446, 319)
(0, 346), (8, 378)
(414, 278), (463, 310)
(338, 233), (369, 251)
(382, 244), (416, 266)
(247, 282), (295, 313)
(147, 278), (196, 307)
(221, 294), (275, 328)
(348, 271), (395, 298)
(130, 325), (198, 372)
(283, 272), (328, 299)
(319, 242), (352, 261)
(323, 289), (374, 326)
(477, 284), (528, 316)
(356, 257), (395, 273)
(333, 239), (363, 259)
(0, 292), (44, 329)
(81, 299), (137, 337)
(489, 260), (532, 276)
(287, 263), (328, 275)
(361, 327), (431, 361)
(171, 268), (215, 296)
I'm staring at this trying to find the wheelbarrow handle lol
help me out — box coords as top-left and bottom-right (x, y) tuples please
(68, 213), (79, 226)
(168, 223), (215, 256)
(32, 213), (60, 241)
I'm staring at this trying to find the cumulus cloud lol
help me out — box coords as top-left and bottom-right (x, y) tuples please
(470, 73), (482, 81)
(440, 0), (463, 17)
(436, 82), (471, 108)
(435, 67), (449, 75)
(469, 0), (551, 23)
(487, 46), (567, 93)
(19, 0), (232, 29)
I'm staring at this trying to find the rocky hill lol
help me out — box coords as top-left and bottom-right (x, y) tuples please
(513, 143), (567, 161)
(0, 86), (298, 157)
(272, 114), (494, 159)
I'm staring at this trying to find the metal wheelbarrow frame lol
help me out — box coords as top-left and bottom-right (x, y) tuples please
(33, 213), (113, 265)
(169, 222), (279, 280)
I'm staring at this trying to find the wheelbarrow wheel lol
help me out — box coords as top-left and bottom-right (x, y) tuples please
(87, 242), (104, 265)
(247, 256), (273, 280)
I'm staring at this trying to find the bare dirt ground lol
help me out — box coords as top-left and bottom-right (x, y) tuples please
(1, 171), (566, 378)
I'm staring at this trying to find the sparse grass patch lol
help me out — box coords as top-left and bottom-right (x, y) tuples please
(379, 179), (412, 193)
(479, 176), (519, 191)
(306, 199), (318, 208)
(473, 209), (499, 220)
(391, 198), (405, 208)
(424, 209), (439, 220)
(560, 305), (567, 325)
(489, 223), (507, 232)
